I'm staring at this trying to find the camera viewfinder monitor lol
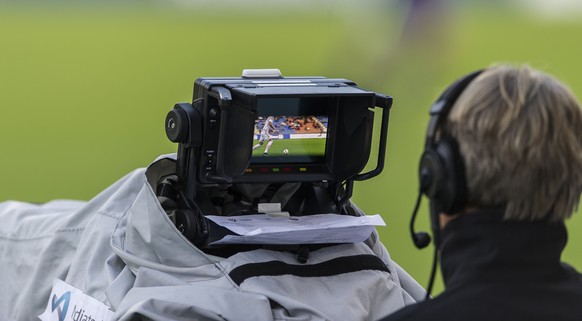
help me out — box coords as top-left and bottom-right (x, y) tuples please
(169, 74), (391, 188)
(250, 97), (328, 167)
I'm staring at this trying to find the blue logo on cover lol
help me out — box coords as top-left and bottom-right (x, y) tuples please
(51, 291), (71, 321)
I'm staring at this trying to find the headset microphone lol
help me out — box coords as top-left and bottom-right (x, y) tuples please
(413, 231), (431, 249)
(410, 166), (435, 249)
(410, 192), (431, 249)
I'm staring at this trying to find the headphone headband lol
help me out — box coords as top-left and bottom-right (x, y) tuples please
(425, 69), (484, 149)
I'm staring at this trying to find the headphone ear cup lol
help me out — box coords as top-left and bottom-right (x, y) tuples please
(418, 150), (444, 199)
(434, 137), (467, 215)
(418, 138), (467, 215)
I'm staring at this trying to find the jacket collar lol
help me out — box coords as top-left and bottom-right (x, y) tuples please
(439, 208), (568, 289)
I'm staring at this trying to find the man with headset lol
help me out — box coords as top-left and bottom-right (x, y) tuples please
(382, 64), (582, 320)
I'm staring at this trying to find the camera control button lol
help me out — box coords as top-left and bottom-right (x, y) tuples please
(208, 107), (220, 119)
(205, 155), (215, 168)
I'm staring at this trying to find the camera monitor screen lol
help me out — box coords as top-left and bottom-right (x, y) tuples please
(250, 97), (330, 165)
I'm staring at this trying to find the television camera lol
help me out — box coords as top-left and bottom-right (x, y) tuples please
(163, 69), (392, 248)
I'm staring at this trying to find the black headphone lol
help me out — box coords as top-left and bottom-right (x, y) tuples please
(410, 69), (484, 250)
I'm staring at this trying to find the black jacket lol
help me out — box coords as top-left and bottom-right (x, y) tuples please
(380, 208), (582, 321)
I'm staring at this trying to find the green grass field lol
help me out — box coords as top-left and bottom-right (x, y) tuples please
(0, 3), (581, 296)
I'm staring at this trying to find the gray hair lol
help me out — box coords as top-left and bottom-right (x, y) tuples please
(445, 65), (582, 221)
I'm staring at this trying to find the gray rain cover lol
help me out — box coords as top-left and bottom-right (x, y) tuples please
(0, 155), (425, 321)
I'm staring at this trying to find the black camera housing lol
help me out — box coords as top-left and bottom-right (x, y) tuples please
(165, 70), (392, 214)
(166, 70), (392, 185)
(163, 70), (393, 248)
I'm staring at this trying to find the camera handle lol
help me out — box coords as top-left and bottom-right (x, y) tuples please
(165, 102), (204, 202)
(353, 94), (392, 181)
(207, 86), (232, 108)
(165, 97), (235, 247)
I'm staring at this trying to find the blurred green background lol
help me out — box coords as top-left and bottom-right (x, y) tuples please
(1, 0), (581, 296)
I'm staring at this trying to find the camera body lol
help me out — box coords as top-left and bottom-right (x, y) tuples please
(164, 69), (392, 246)
(166, 70), (391, 198)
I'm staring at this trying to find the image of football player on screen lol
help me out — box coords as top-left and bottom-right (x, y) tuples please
(252, 116), (280, 156)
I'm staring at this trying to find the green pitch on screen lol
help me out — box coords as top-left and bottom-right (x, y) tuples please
(252, 138), (325, 157)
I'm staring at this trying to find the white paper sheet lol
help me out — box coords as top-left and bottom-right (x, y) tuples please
(206, 214), (386, 246)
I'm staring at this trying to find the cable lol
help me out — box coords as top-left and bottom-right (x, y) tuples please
(424, 244), (439, 300)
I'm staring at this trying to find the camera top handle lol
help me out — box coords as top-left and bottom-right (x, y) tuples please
(353, 93), (392, 181)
